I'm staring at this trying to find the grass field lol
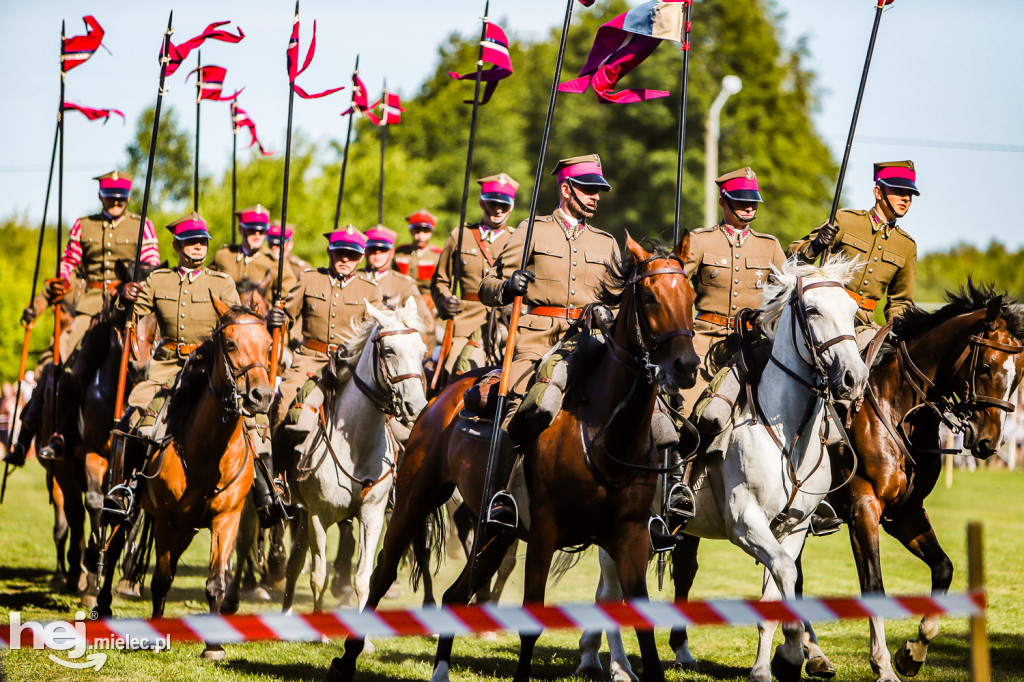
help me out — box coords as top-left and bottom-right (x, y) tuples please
(1, 461), (1022, 681)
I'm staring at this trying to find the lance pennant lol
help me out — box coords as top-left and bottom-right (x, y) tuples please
(62, 15), (105, 72)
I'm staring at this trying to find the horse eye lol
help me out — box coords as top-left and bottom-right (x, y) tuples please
(225, 341), (237, 352)
(642, 291), (658, 306)
(805, 307), (819, 316)
(978, 363), (991, 375)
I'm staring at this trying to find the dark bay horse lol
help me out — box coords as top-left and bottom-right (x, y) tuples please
(828, 283), (1024, 682)
(94, 299), (274, 659)
(331, 235), (699, 682)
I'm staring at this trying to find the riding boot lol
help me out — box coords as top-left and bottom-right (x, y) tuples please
(248, 415), (290, 529)
(808, 500), (843, 537)
(667, 459), (697, 520)
(104, 403), (163, 519)
(508, 357), (568, 442)
(485, 429), (519, 530)
(4, 377), (47, 467)
(38, 372), (81, 462)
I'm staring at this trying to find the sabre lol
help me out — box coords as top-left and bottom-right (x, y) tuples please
(467, 0), (577, 598)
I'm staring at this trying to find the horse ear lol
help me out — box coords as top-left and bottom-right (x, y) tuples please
(250, 291), (269, 318)
(259, 271), (273, 296)
(211, 294), (232, 319)
(624, 232), (650, 262)
(364, 299), (386, 324)
(674, 230), (691, 262)
(986, 295), (1004, 331)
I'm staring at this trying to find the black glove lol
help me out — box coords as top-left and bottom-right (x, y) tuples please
(21, 305), (37, 326)
(810, 222), (839, 256)
(501, 269), (535, 304)
(266, 307), (287, 330)
(438, 296), (463, 320)
(45, 278), (68, 304)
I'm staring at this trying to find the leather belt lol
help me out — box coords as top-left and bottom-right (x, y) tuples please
(845, 288), (878, 312)
(696, 311), (753, 331)
(162, 340), (199, 357)
(302, 337), (339, 354)
(461, 291), (480, 302)
(87, 279), (121, 292)
(524, 304), (582, 321)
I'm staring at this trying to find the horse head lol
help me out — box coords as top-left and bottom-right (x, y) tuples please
(361, 297), (429, 424)
(761, 256), (868, 401)
(237, 273), (273, 312)
(210, 296), (275, 417)
(618, 233), (699, 391)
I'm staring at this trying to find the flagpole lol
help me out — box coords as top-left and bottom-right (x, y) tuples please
(432, 0), (490, 391)
(112, 11), (175, 423)
(270, 0), (300, 385)
(672, 0), (694, 247)
(468, 0), (577, 596)
(231, 105), (238, 246)
(332, 55), (359, 231)
(377, 82), (387, 226)
(193, 50), (201, 212)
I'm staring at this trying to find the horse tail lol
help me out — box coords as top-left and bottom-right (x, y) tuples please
(123, 511), (155, 589)
(408, 505), (447, 592)
(550, 546), (589, 587)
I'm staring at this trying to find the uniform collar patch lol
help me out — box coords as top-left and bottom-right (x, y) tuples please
(720, 222), (750, 248)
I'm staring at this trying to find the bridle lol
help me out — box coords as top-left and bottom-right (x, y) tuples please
(208, 315), (271, 417)
(346, 326), (425, 421)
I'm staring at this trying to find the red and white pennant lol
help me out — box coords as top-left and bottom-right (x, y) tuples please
(0, 592), (984, 649)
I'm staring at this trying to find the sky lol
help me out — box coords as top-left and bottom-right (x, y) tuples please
(2, 0), (1022, 254)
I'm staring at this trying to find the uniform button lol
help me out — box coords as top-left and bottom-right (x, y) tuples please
(181, 313), (185, 317)
(571, 290), (576, 295)
(735, 254), (740, 259)
(868, 268), (873, 273)
(732, 305), (738, 310)
(573, 262), (577, 266)
(734, 279), (739, 284)
(331, 324), (336, 328)
(573, 247), (578, 253)
(183, 289), (188, 294)
(873, 257), (878, 261)
(179, 325), (185, 330)
(878, 245), (882, 250)
(733, 291), (738, 296)
(331, 313), (336, 318)
(571, 275), (576, 281)
(181, 301), (186, 306)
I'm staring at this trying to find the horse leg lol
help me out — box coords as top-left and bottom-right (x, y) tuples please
(668, 535), (700, 671)
(488, 539), (518, 602)
(282, 509), (308, 614)
(795, 552), (835, 679)
(224, 500), (259, 615)
(81, 450), (107, 606)
(92, 518), (131, 618)
(354, 504), (389, 655)
(514, 526), (558, 682)
(263, 518), (289, 592)
(330, 518), (357, 604)
(578, 547), (639, 682)
(885, 507), (953, 678)
(202, 511), (241, 660)
(61, 470), (88, 597)
(116, 511), (147, 598)
(608, 526), (664, 682)
(48, 470), (71, 590)
(150, 518), (195, 618)
(308, 512), (331, 612)
(848, 493), (899, 682)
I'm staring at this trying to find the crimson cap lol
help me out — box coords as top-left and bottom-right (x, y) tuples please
(477, 173), (520, 206)
(268, 220), (295, 245)
(166, 211), (210, 241)
(405, 209), (437, 232)
(235, 204), (271, 232)
(874, 160), (919, 196)
(323, 225), (367, 254)
(550, 154), (611, 191)
(94, 170), (132, 199)
(716, 167), (763, 203)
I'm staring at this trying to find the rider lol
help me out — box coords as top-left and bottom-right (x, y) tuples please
(15, 170), (160, 465)
(268, 221), (313, 281)
(431, 173), (520, 374)
(788, 160), (919, 348)
(478, 154), (618, 527)
(113, 212), (286, 527)
(211, 204), (297, 294)
(394, 209), (443, 302)
(667, 167), (785, 516)
(362, 225), (435, 344)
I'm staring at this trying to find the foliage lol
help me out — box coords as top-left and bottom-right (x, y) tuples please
(917, 242), (1024, 305)
(126, 105), (194, 210)
(0, 219), (57, 383)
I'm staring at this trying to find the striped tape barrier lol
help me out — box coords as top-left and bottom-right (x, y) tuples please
(0, 592), (985, 649)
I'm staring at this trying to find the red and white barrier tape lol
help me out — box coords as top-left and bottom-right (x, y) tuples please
(0, 592), (985, 649)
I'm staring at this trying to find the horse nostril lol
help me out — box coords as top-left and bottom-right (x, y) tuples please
(843, 370), (856, 389)
(250, 386), (267, 404)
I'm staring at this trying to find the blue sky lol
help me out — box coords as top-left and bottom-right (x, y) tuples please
(2, 0), (1022, 254)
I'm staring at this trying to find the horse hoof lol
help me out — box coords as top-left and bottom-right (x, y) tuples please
(49, 574), (68, 590)
(669, 659), (699, 672)
(363, 638), (376, 656)
(201, 644), (227, 660)
(574, 664), (603, 681)
(384, 580), (402, 600)
(221, 599), (239, 616)
(771, 652), (803, 682)
(806, 654), (836, 679)
(894, 642), (924, 677)
(332, 582), (355, 604)
(116, 579), (142, 598)
(241, 586), (272, 602)
(326, 656), (355, 682)
(80, 594), (98, 610)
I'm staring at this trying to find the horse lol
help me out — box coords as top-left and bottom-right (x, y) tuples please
(823, 282), (1024, 682)
(581, 256), (869, 682)
(93, 299), (274, 659)
(330, 235), (700, 682)
(278, 298), (428, 616)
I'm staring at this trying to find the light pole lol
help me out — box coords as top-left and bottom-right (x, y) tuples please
(704, 75), (742, 228)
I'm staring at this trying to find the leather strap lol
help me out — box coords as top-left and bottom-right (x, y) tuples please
(462, 291), (480, 302)
(525, 304), (582, 321)
(87, 279), (121, 291)
(162, 340), (199, 356)
(468, 226), (497, 266)
(302, 337), (338, 354)
(845, 288), (878, 312)
(696, 311), (753, 331)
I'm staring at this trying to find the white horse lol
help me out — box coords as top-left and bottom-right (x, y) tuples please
(579, 257), (869, 682)
(282, 299), (428, 615)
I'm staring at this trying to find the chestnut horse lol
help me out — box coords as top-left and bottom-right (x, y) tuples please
(93, 300), (273, 659)
(330, 235), (699, 682)
(827, 283), (1024, 682)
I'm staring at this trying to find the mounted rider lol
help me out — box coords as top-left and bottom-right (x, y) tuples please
(394, 209), (443, 302)
(211, 204), (297, 294)
(111, 212), (286, 527)
(9, 171), (160, 466)
(361, 225), (435, 345)
(268, 221), (313, 280)
(431, 173), (520, 373)
(478, 154), (618, 527)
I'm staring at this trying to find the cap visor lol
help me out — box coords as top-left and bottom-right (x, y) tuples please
(329, 243), (365, 254)
(480, 192), (515, 205)
(722, 189), (764, 203)
(238, 222), (269, 232)
(173, 230), (210, 241)
(877, 178), (920, 196)
(99, 189), (130, 199)
(267, 236), (289, 245)
(567, 175), (612, 191)
(365, 240), (394, 250)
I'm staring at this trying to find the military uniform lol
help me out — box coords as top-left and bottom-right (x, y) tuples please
(394, 243), (443, 298)
(210, 244), (296, 293)
(363, 268), (433, 333)
(288, 254), (313, 280)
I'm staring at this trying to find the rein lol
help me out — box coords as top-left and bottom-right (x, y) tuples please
(343, 326), (424, 420)
(209, 316), (271, 417)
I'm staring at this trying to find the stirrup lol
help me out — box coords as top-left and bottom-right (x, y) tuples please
(649, 515), (678, 553)
(486, 491), (518, 529)
(809, 500), (843, 537)
(38, 433), (65, 462)
(667, 481), (696, 519)
(102, 484), (135, 519)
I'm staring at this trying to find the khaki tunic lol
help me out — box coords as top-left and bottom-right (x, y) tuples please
(117, 267), (240, 408)
(362, 268), (435, 339)
(432, 222), (514, 372)
(479, 208), (620, 393)
(288, 254), (313, 281)
(394, 243), (443, 296)
(681, 224), (786, 407)
(788, 208), (917, 326)
(210, 244), (297, 295)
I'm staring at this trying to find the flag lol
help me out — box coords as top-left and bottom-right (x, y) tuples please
(559, 0), (685, 104)
(64, 102), (125, 124)
(366, 91), (404, 127)
(286, 13), (345, 100)
(187, 65), (243, 102)
(164, 21), (244, 76)
(448, 22), (513, 105)
(231, 102), (274, 156)
(62, 15), (105, 72)
(577, 0), (597, 6)
(341, 71), (373, 117)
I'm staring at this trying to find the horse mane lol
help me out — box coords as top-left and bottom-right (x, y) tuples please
(334, 302), (425, 368)
(598, 239), (677, 307)
(759, 255), (861, 339)
(874, 280), (1024, 365)
(236, 278), (264, 297)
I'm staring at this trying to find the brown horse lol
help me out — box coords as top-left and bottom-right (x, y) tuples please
(330, 235), (699, 682)
(827, 283), (1024, 682)
(93, 300), (274, 659)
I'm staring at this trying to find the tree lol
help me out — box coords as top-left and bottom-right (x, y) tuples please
(126, 105), (193, 212)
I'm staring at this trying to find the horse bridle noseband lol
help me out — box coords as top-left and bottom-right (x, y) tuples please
(209, 316), (271, 417)
(348, 326), (425, 420)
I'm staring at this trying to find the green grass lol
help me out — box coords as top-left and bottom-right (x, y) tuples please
(1, 463), (1022, 681)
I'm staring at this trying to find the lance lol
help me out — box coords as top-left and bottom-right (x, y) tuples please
(270, 0), (300, 385)
(193, 50), (202, 212)
(672, 0), (694, 247)
(54, 22), (66, 370)
(377, 81), (388, 226)
(333, 55), (359, 231)
(467, 0), (577, 596)
(112, 11), (175, 422)
(821, 0), (891, 265)
(432, 0), (491, 391)
(231, 103), (238, 245)
(1, 120), (60, 504)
